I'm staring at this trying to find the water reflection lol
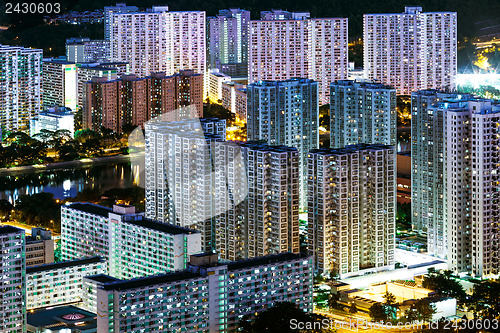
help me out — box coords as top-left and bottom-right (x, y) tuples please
(0, 163), (139, 204)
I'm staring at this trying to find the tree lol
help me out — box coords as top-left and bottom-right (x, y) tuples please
(328, 292), (344, 311)
(369, 303), (388, 322)
(415, 299), (436, 322)
(383, 292), (396, 306)
(238, 301), (334, 333)
(203, 103), (235, 124)
(404, 303), (419, 323)
(422, 270), (467, 305)
(469, 280), (500, 319)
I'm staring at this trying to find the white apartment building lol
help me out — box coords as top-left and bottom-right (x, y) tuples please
(307, 145), (396, 278)
(66, 38), (110, 63)
(207, 8), (250, 77)
(26, 256), (106, 310)
(247, 79), (319, 210)
(29, 107), (75, 138)
(214, 142), (300, 260)
(248, 13), (348, 104)
(330, 80), (397, 148)
(42, 59), (77, 111)
(0, 226), (26, 333)
(76, 63), (119, 110)
(412, 91), (500, 277)
(221, 81), (247, 120)
(364, 7), (457, 95)
(109, 6), (206, 77)
(104, 3), (138, 40)
(144, 118), (226, 252)
(95, 252), (313, 333)
(61, 203), (201, 278)
(0, 44), (42, 133)
(208, 70), (231, 103)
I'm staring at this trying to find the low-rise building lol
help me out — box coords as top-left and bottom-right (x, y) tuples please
(209, 70), (231, 104)
(95, 252), (313, 332)
(29, 107), (75, 138)
(26, 256), (106, 310)
(61, 203), (201, 279)
(26, 228), (54, 267)
(27, 305), (97, 333)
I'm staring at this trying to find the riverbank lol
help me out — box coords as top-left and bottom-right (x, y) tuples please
(0, 153), (143, 176)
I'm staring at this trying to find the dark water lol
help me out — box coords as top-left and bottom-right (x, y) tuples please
(0, 163), (141, 204)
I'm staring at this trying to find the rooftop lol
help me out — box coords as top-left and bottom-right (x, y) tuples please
(27, 256), (104, 274)
(27, 305), (96, 331)
(0, 225), (23, 235)
(100, 271), (202, 291)
(66, 203), (112, 217)
(124, 216), (199, 235)
(84, 274), (120, 284)
(228, 252), (310, 271)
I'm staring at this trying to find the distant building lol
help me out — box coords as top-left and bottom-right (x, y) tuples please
(26, 257), (106, 310)
(76, 63), (119, 111)
(397, 152), (411, 204)
(249, 12), (348, 104)
(247, 79), (319, 209)
(42, 59), (78, 111)
(364, 7), (457, 94)
(26, 228), (54, 267)
(95, 252), (313, 332)
(108, 6), (205, 77)
(307, 145), (396, 278)
(61, 204), (201, 278)
(0, 44), (42, 133)
(66, 38), (110, 63)
(0, 226), (26, 333)
(330, 80), (396, 148)
(27, 305), (97, 333)
(29, 107), (75, 138)
(221, 81), (247, 120)
(104, 3), (138, 40)
(207, 9), (250, 77)
(208, 70), (231, 104)
(84, 69), (203, 133)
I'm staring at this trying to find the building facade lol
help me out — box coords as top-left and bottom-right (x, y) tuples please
(61, 203), (201, 278)
(108, 6), (205, 77)
(42, 59), (78, 111)
(364, 7), (457, 95)
(29, 107), (75, 138)
(0, 226), (26, 333)
(330, 80), (397, 148)
(95, 252), (313, 333)
(144, 118), (226, 251)
(66, 38), (111, 63)
(214, 142), (300, 260)
(26, 257), (106, 310)
(208, 70), (231, 104)
(221, 81), (247, 120)
(104, 3), (138, 40)
(0, 45), (42, 133)
(207, 9), (250, 77)
(307, 145), (396, 278)
(247, 79), (319, 209)
(25, 228), (54, 267)
(248, 13), (348, 104)
(84, 70), (204, 133)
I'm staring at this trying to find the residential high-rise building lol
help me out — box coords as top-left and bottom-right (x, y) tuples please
(247, 79), (319, 209)
(95, 252), (313, 333)
(144, 118), (226, 251)
(0, 45), (42, 133)
(84, 70), (204, 133)
(109, 6), (206, 77)
(221, 81), (247, 120)
(104, 3), (138, 40)
(412, 91), (500, 277)
(364, 7), (457, 95)
(207, 9), (250, 77)
(61, 203), (201, 278)
(0, 226), (26, 333)
(214, 142), (300, 260)
(26, 257), (106, 310)
(42, 59), (77, 111)
(66, 38), (111, 63)
(330, 80), (397, 148)
(260, 9), (311, 20)
(248, 13), (348, 104)
(307, 145), (396, 278)
(208, 70), (231, 104)
(76, 64), (118, 111)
